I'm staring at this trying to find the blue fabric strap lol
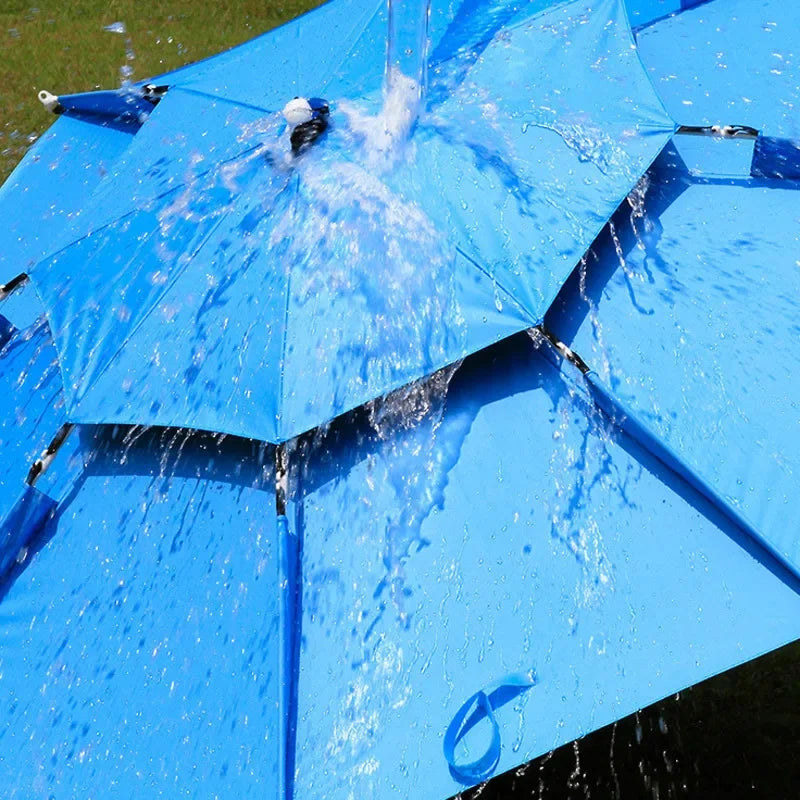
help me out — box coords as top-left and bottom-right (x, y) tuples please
(277, 513), (300, 800)
(443, 672), (536, 785)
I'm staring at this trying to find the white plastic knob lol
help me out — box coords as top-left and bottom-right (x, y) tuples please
(38, 90), (60, 113)
(282, 97), (312, 127)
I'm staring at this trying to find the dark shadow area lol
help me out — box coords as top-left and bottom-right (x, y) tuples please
(291, 329), (551, 498)
(631, 0), (718, 34)
(455, 638), (800, 800)
(76, 422), (274, 484)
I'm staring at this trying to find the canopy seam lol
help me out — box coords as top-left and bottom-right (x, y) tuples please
(276, 174), (300, 442)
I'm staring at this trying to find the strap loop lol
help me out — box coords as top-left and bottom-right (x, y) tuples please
(443, 672), (536, 785)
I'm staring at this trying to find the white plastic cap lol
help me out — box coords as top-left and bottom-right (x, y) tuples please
(38, 90), (61, 113)
(282, 97), (312, 127)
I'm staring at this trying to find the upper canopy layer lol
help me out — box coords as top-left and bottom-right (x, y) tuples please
(29, 0), (673, 442)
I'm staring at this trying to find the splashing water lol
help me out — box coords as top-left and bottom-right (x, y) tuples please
(103, 21), (126, 35)
(520, 108), (639, 182)
(526, 331), (618, 609)
(104, 21), (136, 91)
(340, 69), (423, 164)
(275, 154), (467, 402)
(548, 384), (617, 608)
(627, 173), (652, 250)
(367, 362), (459, 439)
(366, 362), (466, 624)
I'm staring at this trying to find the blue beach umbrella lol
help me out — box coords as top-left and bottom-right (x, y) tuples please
(0, 0), (799, 798)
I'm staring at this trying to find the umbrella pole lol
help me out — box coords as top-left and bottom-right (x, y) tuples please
(275, 442), (300, 800)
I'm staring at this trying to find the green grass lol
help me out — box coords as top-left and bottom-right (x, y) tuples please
(0, 0), (319, 182)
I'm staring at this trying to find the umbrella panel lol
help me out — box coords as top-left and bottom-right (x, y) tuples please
(0, 423), (284, 799)
(636, 0), (800, 139)
(0, 115), (136, 278)
(290, 335), (800, 798)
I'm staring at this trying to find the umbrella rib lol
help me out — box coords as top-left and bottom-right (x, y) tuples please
(455, 246), (539, 323)
(171, 86), (275, 115)
(541, 327), (800, 583)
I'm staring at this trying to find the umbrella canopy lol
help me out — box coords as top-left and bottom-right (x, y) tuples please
(24, 0), (673, 442)
(0, 0), (799, 798)
(1, 328), (799, 800)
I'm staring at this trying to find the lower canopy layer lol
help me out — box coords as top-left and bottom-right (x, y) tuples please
(1, 312), (798, 798)
(290, 336), (800, 798)
(0, 421), (285, 798)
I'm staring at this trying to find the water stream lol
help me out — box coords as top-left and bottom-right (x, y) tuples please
(385, 0), (432, 111)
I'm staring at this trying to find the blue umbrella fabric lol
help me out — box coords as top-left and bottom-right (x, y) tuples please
(24, 0), (673, 443)
(1, 1), (799, 799)
(0, 116), (136, 284)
